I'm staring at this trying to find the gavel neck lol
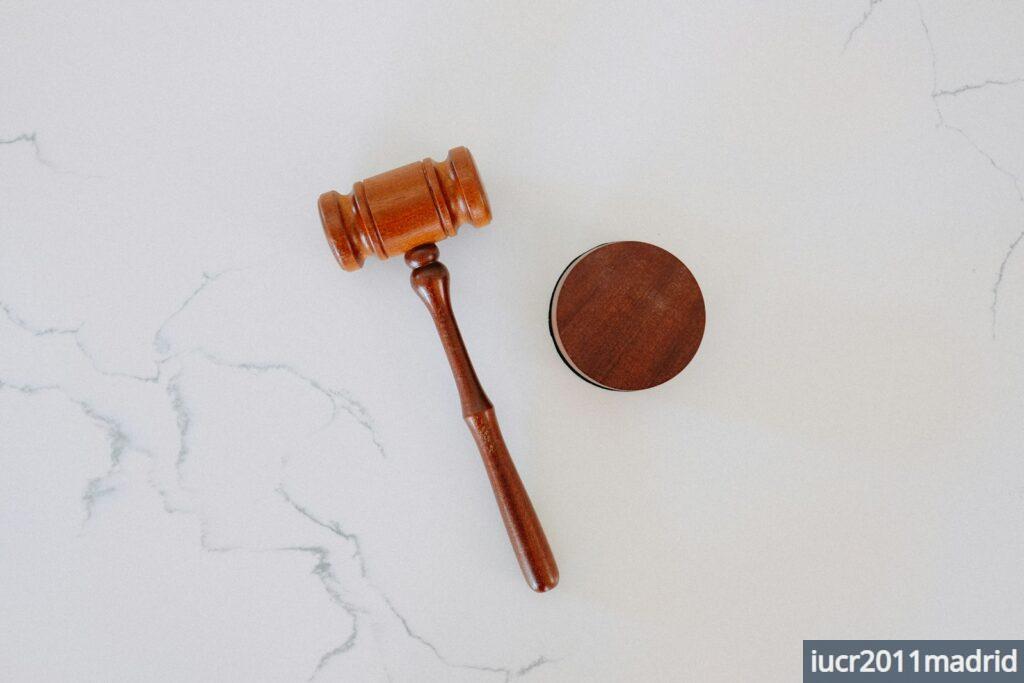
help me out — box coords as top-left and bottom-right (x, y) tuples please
(406, 244), (493, 417)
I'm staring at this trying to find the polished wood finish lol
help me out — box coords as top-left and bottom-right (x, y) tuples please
(318, 149), (557, 592)
(319, 147), (491, 271)
(550, 241), (705, 391)
(406, 243), (558, 592)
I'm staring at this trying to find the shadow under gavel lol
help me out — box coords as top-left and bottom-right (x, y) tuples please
(318, 147), (558, 592)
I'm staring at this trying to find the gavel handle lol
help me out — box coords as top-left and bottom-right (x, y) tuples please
(406, 243), (558, 592)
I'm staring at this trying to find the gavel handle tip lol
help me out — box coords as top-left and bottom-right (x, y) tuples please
(529, 569), (559, 592)
(466, 408), (559, 593)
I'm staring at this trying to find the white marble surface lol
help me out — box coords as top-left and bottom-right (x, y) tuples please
(2, 2), (1024, 680)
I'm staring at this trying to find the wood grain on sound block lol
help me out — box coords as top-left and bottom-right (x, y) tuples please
(550, 241), (705, 391)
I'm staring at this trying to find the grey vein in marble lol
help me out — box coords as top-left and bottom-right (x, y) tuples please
(0, 377), (133, 524)
(153, 268), (244, 356)
(0, 131), (56, 170)
(2, 293), (162, 383)
(278, 485), (367, 577)
(515, 656), (553, 677)
(165, 371), (191, 473)
(382, 594), (549, 682)
(284, 545), (362, 614)
(934, 77), (1024, 99)
(916, 3), (1024, 337)
(81, 477), (121, 520)
(75, 397), (132, 524)
(275, 492), (368, 679)
(0, 301), (81, 337)
(843, 0), (884, 52)
(11, 268), (247, 387)
(279, 545), (362, 680)
(69, 269), (245, 384)
(77, 338), (166, 383)
(991, 229), (1024, 338)
(196, 350), (386, 457)
(0, 130), (102, 178)
(277, 486), (552, 681)
(276, 488), (440, 680)
(309, 628), (358, 682)
(918, 6), (1023, 202)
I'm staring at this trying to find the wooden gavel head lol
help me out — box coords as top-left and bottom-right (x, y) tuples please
(318, 146), (492, 271)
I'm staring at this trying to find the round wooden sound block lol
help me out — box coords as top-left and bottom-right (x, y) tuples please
(549, 241), (705, 391)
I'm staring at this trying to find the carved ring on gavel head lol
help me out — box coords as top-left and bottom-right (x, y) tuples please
(317, 147), (559, 592)
(318, 146), (492, 271)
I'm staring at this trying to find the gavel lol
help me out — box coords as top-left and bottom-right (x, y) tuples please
(318, 147), (558, 592)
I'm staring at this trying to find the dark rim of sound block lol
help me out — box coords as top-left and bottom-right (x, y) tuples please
(548, 244), (613, 390)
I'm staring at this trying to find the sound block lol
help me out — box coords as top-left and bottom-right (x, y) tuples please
(549, 241), (705, 391)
